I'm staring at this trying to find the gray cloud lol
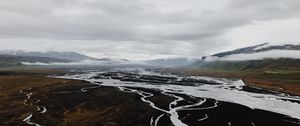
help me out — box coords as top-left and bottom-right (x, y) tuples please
(0, 0), (300, 60)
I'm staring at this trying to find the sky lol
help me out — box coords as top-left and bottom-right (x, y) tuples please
(0, 0), (300, 61)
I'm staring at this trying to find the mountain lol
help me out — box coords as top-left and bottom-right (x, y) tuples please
(0, 54), (71, 67)
(211, 43), (268, 58)
(199, 43), (300, 61)
(0, 50), (101, 62)
(144, 57), (199, 67)
(144, 43), (300, 68)
(209, 43), (300, 58)
(191, 43), (300, 70)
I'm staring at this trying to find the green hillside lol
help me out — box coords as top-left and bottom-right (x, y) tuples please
(188, 58), (300, 85)
(192, 58), (300, 71)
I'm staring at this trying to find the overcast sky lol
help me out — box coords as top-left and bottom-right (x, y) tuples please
(0, 0), (300, 61)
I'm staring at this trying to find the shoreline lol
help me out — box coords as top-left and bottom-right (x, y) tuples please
(180, 68), (300, 96)
(242, 78), (300, 96)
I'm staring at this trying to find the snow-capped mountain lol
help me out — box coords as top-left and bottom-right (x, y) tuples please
(191, 43), (300, 70)
(202, 43), (300, 61)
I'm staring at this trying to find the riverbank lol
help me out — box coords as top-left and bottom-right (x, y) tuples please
(181, 68), (300, 96)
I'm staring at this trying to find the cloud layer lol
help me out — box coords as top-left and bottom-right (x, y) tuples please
(220, 50), (300, 61)
(1, 0), (300, 60)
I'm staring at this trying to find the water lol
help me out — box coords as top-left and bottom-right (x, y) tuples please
(55, 68), (300, 126)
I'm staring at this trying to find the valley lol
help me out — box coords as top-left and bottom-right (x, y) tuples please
(1, 67), (299, 126)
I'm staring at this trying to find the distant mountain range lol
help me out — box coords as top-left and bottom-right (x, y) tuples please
(0, 50), (130, 66)
(0, 54), (71, 67)
(144, 57), (199, 67)
(0, 50), (104, 62)
(1, 43), (299, 68)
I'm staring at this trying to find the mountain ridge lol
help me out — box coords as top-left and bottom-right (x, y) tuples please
(0, 54), (72, 67)
(0, 50), (102, 62)
(210, 43), (300, 59)
(191, 43), (300, 70)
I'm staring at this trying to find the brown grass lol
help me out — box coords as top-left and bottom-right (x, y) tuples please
(244, 78), (300, 96)
(0, 74), (87, 125)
